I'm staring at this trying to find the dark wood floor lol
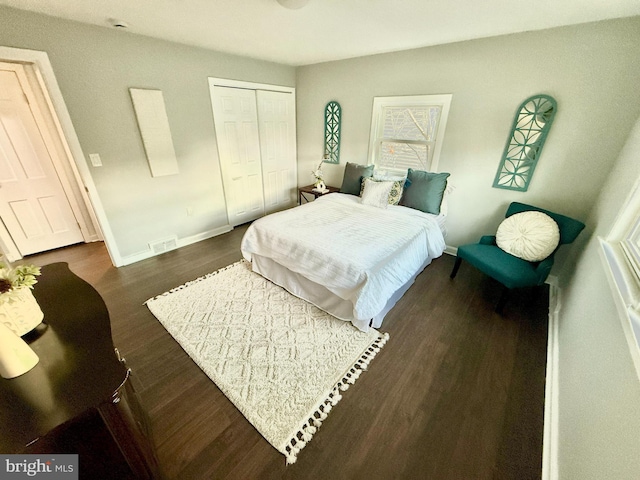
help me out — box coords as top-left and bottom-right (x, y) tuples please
(25, 227), (548, 480)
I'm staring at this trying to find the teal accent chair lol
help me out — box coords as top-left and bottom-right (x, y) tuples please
(450, 202), (585, 313)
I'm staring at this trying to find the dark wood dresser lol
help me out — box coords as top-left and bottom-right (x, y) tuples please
(0, 263), (160, 479)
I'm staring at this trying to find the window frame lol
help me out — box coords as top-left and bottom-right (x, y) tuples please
(600, 174), (640, 382)
(367, 94), (452, 173)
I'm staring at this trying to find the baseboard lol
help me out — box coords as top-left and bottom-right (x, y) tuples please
(178, 225), (232, 247)
(119, 225), (233, 266)
(542, 282), (560, 480)
(444, 248), (560, 479)
(444, 245), (457, 256)
(444, 244), (560, 479)
(546, 274), (559, 288)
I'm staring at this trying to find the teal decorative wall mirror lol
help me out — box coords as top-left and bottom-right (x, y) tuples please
(324, 101), (341, 164)
(493, 94), (557, 191)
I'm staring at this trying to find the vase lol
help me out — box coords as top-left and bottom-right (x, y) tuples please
(313, 180), (327, 192)
(0, 321), (39, 378)
(0, 288), (44, 336)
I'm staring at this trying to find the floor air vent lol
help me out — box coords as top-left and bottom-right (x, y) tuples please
(149, 236), (178, 255)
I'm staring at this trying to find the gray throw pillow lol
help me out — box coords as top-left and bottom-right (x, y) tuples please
(340, 162), (374, 195)
(400, 168), (451, 215)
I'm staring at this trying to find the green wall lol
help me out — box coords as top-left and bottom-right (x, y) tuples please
(556, 115), (640, 479)
(2, 6), (640, 476)
(295, 19), (640, 477)
(0, 6), (295, 261)
(296, 17), (640, 266)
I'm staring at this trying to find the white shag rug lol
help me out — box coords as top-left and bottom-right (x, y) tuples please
(146, 260), (389, 464)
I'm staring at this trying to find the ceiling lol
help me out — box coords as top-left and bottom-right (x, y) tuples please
(3, 0), (640, 66)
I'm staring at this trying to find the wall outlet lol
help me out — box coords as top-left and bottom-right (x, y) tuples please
(187, 206), (194, 216)
(89, 153), (102, 167)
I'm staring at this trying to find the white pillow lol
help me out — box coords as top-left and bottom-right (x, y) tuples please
(496, 211), (560, 262)
(361, 178), (393, 209)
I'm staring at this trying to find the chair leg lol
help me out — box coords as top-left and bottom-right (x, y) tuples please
(450, 257), (462, 279)
(496, 286), (510, 314)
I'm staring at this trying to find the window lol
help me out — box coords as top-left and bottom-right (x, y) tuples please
(368, 94), (452, 175)
(621, 213), (640, 282)
(600, 174), (640, 382)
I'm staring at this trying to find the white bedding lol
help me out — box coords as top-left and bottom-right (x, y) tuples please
(241, 193), (446, 329)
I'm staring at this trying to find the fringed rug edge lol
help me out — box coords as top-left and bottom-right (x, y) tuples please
(144, 259), (249, 305)
(279, 331), (390, 465)
(145, 259), (391, 466)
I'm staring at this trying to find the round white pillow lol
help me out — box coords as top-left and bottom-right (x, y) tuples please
(496, 211), (560, 262)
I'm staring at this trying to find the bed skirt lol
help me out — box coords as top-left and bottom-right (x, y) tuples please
(251, 254), (433, 332)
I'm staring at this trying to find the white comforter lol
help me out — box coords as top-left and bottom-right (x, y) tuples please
(241, 193), (446, 323)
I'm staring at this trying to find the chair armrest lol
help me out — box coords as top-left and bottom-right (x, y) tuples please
(479, 235), (497, 245)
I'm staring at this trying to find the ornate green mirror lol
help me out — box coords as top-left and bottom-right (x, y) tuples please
(324, 101), (341, 164)
(493, 94), (557, 191)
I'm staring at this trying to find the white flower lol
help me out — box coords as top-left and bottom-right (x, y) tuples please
(0, 261), (41, 305)
(312, 159), (325, 181)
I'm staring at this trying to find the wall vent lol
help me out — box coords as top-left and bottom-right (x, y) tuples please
(149, 236), (178, 255)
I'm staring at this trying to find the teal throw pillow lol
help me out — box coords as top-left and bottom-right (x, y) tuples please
(340, 162), (374, 196)
(400, 168), (450, 215)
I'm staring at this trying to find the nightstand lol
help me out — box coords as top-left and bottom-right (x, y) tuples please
(298, 184), (340, 204)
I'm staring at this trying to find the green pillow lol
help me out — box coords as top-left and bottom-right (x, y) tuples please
(400, 168), (450, 214)
(340, 162), (374, 195)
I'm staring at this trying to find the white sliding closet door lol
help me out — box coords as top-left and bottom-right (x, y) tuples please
(257, 90), (297, 214)
(211, 86), (264, 226)
(211, 79), (297, 227)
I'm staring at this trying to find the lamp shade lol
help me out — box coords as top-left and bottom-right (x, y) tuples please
(0, 322), (39, 379)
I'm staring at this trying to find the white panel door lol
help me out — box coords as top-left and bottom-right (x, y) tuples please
(0, 63), (83, 255)
(256, 90), (297, 214)
(212, 87), (265, 226)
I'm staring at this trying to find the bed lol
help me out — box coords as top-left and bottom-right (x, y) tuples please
(240, 189), (447, 331)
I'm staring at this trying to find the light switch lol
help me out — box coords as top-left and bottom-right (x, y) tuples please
(89, 153), (102, 167)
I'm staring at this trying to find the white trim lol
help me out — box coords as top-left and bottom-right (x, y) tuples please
(0, 61), (94, 245)
(444, 245), (457, 256)
(207, 77), (295, 94)
(0, 46), (122, 266)
(612, 173), (640, 296)
(0, 221), (21, 262)
(598, 165), (640, 382)
(367, 94), (452, 173)
(447, 248), (561, 480)
(446, 244), (561, 480)
(20, 64), (98, 243)
(542, 282), (561, 480)
(119, 224), (233, 266)
(598, 238), (640, 382)
(607, 174), (640, 240)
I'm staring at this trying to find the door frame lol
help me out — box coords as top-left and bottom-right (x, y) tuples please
(0, 46), (121, 266)
(208, 77), (295, 95)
